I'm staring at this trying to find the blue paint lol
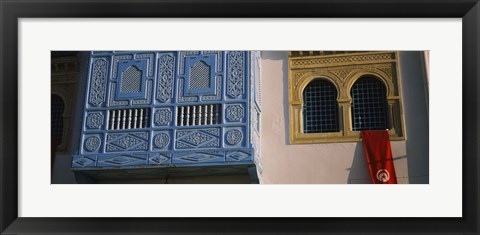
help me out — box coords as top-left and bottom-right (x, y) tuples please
(115, 60), (148, 99)
(184, 54), (218, 95)
(72, 51), (260, 178)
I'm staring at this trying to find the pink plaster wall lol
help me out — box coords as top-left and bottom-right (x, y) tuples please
(258, 51), (428, 184)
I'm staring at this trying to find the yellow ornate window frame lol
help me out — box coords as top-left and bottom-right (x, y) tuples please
(288, 51), (405, 144)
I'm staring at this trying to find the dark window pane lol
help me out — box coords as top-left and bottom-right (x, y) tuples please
(51, 95), (64, 139)
(351, 77), (389, 131)
(302, 79), (339, 133)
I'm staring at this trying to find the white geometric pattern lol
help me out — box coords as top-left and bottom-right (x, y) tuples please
(106, 132), (148, 152)
(176, 129), (220, 149)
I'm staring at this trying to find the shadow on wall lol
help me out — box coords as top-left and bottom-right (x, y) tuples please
(348, 142), (410, 184)
(260, 51), (289, 145)
(52, 52), (90, 184)
(347, 143), (372, 184)
(399, 51), (429, 184)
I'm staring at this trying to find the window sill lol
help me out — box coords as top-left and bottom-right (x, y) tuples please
(290, 131), (405, 144)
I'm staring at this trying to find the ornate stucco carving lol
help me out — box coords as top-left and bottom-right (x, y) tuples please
(288, 51), (405, 144)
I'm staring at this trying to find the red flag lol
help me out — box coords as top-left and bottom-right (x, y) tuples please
(361, 130), (397, 184)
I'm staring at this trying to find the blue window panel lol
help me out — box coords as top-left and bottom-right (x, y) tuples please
(72, 51), (260, 179)
(189, 61), (211, 89)
(115, 60), (148, 99)
(177, 52), (224, 104)
(184, 54), (217, 95)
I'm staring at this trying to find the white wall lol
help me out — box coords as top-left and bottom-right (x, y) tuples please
(258, 51), (428, 184)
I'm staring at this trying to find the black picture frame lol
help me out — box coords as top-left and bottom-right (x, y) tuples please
(1, 0), (479, 234)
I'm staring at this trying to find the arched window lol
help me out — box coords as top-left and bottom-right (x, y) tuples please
(350, 76), (389, 131)
(51, 94), (65, 174)
(51, 94), (65, 140)
(289, 52), (405, 143)
(302, 79), (339, 133)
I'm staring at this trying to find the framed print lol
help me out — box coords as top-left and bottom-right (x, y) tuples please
(1, 0), (479, 234)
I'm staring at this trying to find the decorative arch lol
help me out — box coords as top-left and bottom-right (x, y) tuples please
(51, 94), (65, 176)
(51, 94), (65, 145)
(288, 51), (405, 143)
(344, 68), (395, 100)
(301, 79), (340, 133)
(350, 76), (389, 131)
(51, 90), (72, 114)
(295, 72), (341, 103)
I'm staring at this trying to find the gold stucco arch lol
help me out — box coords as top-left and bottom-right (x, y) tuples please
(344, 68), (395, 100)
(288, 51), (405, 143)
(295, 71), (341, 102)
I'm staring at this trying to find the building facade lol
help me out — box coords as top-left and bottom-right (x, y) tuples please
(259, 51), (428, 184)
(51, 51), (429, 184)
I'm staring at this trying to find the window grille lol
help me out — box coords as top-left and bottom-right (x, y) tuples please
(120, 66), (142, 93)
(302, 80), (339, 133)
(351, 76), (389, 131)
(51, 95), (65, 139)
(189, 61), (211, 89)
(107, 108), (150, 130)
(176, 104), (221, 126)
